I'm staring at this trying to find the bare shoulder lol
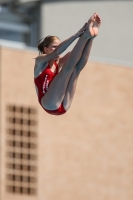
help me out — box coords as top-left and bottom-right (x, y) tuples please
(34, 58), (48, 78)
(35, 54), (47, 63)
(36, 50), (58, 65)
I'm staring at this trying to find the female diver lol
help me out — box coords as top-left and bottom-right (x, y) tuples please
(34, 13), (101, 115)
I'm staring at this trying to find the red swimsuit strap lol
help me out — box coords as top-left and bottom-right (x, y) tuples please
(54, 61), (59, 73)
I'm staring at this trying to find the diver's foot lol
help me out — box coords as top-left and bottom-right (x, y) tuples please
(92, 13), (101, 37)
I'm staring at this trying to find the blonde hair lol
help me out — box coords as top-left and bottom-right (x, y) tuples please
(38, 35), (60, 54)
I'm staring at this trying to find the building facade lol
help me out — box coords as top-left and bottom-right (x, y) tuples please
(0, 0), (133, 200)
(0, 46), (133, 200)
(0, 0), (133, 66)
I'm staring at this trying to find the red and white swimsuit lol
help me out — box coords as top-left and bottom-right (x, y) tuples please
(34, 62), (66, 115)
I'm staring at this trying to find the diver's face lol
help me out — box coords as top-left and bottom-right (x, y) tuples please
(45, 39), (61, 54)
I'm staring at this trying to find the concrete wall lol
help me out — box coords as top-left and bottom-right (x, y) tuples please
(40, 0), (133, 66)
(0, 46), (133, 200)
(0, 47), (38, 200)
